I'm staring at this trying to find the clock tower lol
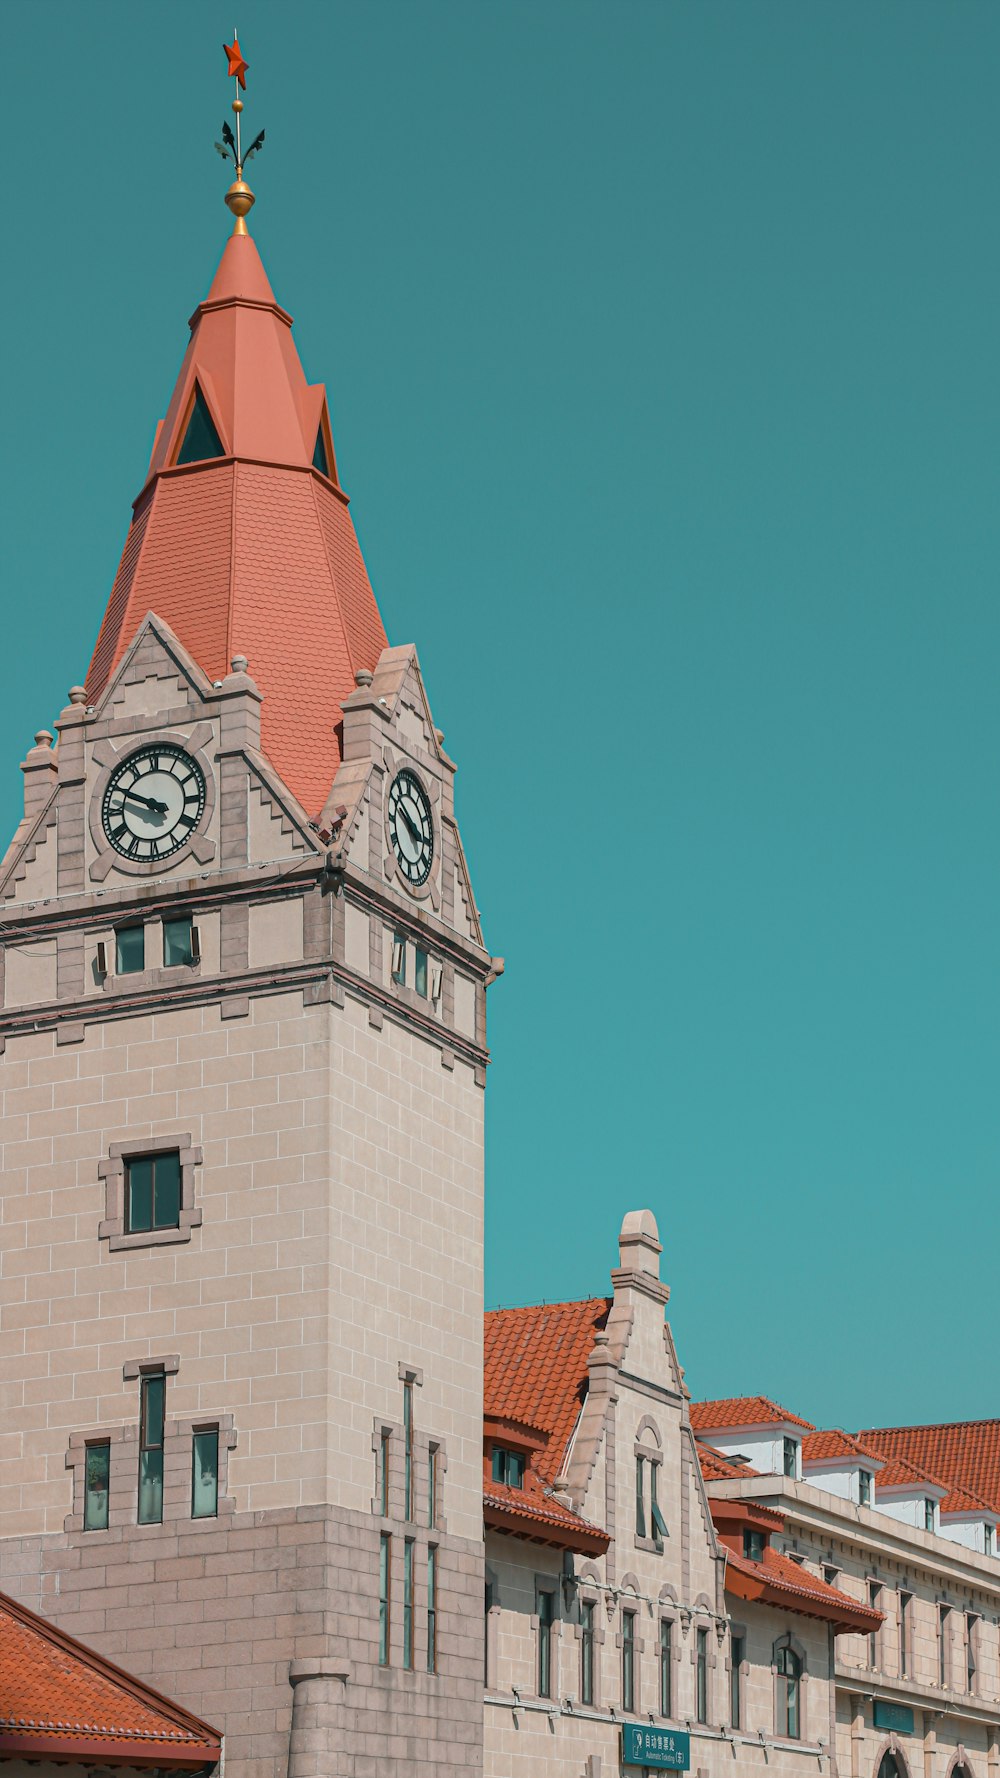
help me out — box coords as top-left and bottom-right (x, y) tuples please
(0, 140), (494, 1778)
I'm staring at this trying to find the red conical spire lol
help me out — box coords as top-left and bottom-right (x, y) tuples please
(87, 234), (387, 817)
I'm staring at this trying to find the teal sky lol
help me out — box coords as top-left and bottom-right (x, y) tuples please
(3, 3), (998, 1431)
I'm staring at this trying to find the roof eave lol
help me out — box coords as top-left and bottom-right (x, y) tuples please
(484, 1501), (610, 1556)
(0, 1728), (219, 1769)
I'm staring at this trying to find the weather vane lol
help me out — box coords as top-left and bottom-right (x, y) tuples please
(215, 33), (265, 234)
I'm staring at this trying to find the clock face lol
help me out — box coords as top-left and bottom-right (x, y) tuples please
(387, 768), (434, 888)
(101, 745), (207, 862)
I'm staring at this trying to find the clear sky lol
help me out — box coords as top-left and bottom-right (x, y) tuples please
(3, 2), (998, 1431)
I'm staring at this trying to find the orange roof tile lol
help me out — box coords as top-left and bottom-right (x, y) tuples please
(0, 1589), (219, 1768)
(484, 1466), (610, 1555)
(870, 1451), (947, 1495)
(940, 1484), (998, 1519)
(723, 1547), (884, 1633)
(86, 232), (388, 819)
(696, 1441), (760, 1481)
(485, 1298), (611, 1484)
(691, 1396), (815, 1434)
(802, 1429), (883, 1466)
(859, 1422), (1000, 1516)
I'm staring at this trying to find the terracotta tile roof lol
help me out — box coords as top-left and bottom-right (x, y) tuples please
(86, 233), (388, 819)
(483, 1298), (612, 1556)
(859, 1422), (1000, 1516)
(0, 1588), (219, 1768)
(802, 1429), (883, 1465)
(696, 1441), (760, 1481)
(484, 1298), (611, 1484)
(940, 1484), (998, 1519)
(871, 1451), (947, 1494)
(723, 1546), (884, 1633)
(690, 1396), (815, 1434)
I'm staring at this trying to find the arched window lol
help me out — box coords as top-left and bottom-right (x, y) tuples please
(776, 1643), (802, 1738)
(877, 1756), (903, 1778)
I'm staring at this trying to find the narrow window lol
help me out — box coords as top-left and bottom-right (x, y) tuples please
(899, 1590), (911, 1676)
(484, 1578), (494, 1685)
(859, 1469), (872, 1506)
(938, 1604), (949, 1687)
(491, 1447), (525, 1488)
(125, 1149), (181, 1234)
(868, 1581), (881, 1667)
(427, 1545), (437, 1673)
(622, 1609), (636, 1712)
(312, 421), (330, 478)
(581, 1600), (595, 1705)
(176, 383), (224, 465)
(428, 1443), (438, 1527)
(191, 1427), (218, 1519)
(403, 1538), (414, 1670)
(379, 1533), (391, 1666)
(730, 1632), (743, 1728)
(650, 1461), (668, 1541)
(696, 1626), (708, 1723)
(823, 1563), (840, 1588)
(986, 1524), (994, 1556)
(379, 1428), (390, 1516)
(635, 1455), (646, 1537)
(537, 1588), (555, 1698)
(163, 915), (196, 967)
(743, 1528), (765, 1562)
(414, 947), (428, 998)
(403, 1380), (413, 1521)
(137, 1372), (165, 1525)
(115, 924), (145, 974)
(782, 1437), (797, 1478)
(925, 1497), (936, 1532)
(391, 932), (406, 985)
(84, 1441), (110, 1532)
(966, 1613), (978, 1693)
(776, 1644), (801, 1738)
(659, 1618), (672, 1717)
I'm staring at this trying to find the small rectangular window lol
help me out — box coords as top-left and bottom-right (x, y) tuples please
(163, 915), (196, 967)
(859, 1469), (872, 1506)
(581, 1600), (595, 1705)
(115, 925), (145, 974)
(696, 1626), (708, 1723)
(83, 1441), (110, 1532)
(427, 1545), (437, 1673)
(650, 1461), (668, 1541)
(925, 1497), (936, 1532)
(730, 1632), (743, 1728)
(537, 1588), (555, 1698)
(191, 1427), (219, 1519)
(403, 1538), (414, 1670)
(379, 1532), (391, 1666)
(967, 1613), (978, 1693)
(622, 1609), (636, 1712)
(125, 1149), (181, 1234)
(428, 1444), (438, 1528)
(391, 932), (406, 985)
(782, 1437), (797, 1478)
(379, 1428), (390, 1517)
(986, 1524), (994, 1556)
(823, 1564), (840, 1588)
(414, 947), (428, 998)
(899, 1590), (911, 1676)
(938, 1604), (949, 1687)
(491, 1447), (525, 1488)
(743, 1528), (765, 1562)
(659, 1618), (672, 1717)
(403, 1381), (414, 1521)
(138, 1372), (165, 1525)
(868, 1581), (881, 1667)
(635, 1454), (646, 1538)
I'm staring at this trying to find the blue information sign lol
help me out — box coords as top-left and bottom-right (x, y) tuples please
(622, 1723), (691, 1770)
(873, 1702), (914, 1736)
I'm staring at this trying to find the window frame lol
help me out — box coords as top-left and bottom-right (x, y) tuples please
(125, 1148), (182, 1236)
(621, 1607), (636, 1713)
(137, 1371), (166, 1526)
(99, 1134), (203, 1252)
(730, 1631), (744, 1728)
(379, 1532), (391, 1666)
(83, 1440), (111, 1532)
(580, 1598), (596, 1706)
(191, 1425), (219, 1519)
(898, 1589), (911, 1677)
(659, 1616), (673, 1718)
(782, 1437), (798, 1479)
(775, 1641), (802, 1739)
(695, 1625), (709, 1724)
(536, 1585), (556, 1699)
(426, 1544), (437, 1674)
(115, 923), (146, 975)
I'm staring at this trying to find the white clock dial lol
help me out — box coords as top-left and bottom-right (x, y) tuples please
(101, 745), (206, 861)
(388, 769), (433, 888)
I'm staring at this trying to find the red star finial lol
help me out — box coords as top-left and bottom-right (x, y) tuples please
(223, 36), (249, 90)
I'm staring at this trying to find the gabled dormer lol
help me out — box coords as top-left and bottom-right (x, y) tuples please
(801, 1429), (884, 1508)
(690, 1396), (815, 1482)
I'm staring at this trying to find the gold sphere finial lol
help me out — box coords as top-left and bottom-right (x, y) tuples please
(232, 97), (243, 114)
(225, 177), (255, 236)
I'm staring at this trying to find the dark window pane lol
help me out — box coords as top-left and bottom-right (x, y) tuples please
(177, 384), (224, 465)
(142, 1374), (165, 1448)
(153, 1151), (181, 1229)
(163, 916), (194, 967)
(414, 949), (428, 997)
(379, 1533), (391, 1666)
(403, 1539), (414, 1670)
(312, 423), (330, 477)
(116, 926), (145, 974)
(192, 1429), (219, 1518)
(84, 1443), (110, 1532)
(138, 1448), (163, 1524)
(509, 1451), (524, 1488)
(126, 1158), (153, 1232)
(427, 1545), (437, 1673)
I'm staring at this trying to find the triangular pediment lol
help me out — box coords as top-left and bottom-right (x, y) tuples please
(0, 797), (60, 904)
(245, 748), (321, 863)
(97, 612), (217, 722)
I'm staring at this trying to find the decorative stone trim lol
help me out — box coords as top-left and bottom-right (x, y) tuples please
(87, 723), (218, 883)
(123, 1354), (180, 1380)
(98, 1133), (203, 1252)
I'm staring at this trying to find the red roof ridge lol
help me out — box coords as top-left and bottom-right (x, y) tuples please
(486, 1294), (612, 1318)
(862, 1418), (1000, 1435)
(691, 1395), (815, 1432)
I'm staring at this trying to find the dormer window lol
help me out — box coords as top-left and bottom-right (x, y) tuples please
(859, 1469), (872, 1507)
(924, 1498), (936, 1532)
(312, 422), (330, 477)
(176, 383), (224, 466)
(491, 1447), (525, 1489)
(986, 1524), (994, 1556)
(743, 1529), (765, 1562)
(782, 1438), (797, 1478)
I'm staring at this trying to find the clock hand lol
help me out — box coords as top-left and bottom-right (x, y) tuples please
(115, 791), (170, 816)
(399, 805), (422, 845)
